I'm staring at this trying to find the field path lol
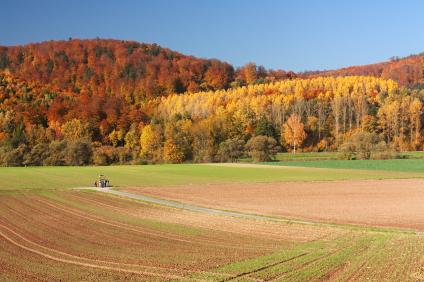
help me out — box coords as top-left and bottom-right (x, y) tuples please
(82, 188), (368, 231)
(121, 178), (424, 231)
(88, 188), (292, 223)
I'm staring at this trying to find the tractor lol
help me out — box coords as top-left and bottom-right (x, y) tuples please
(95, 174), (110, 188)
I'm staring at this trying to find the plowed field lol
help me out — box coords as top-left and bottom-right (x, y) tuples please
(0, 191), (342, 281)
(1, 164), (424, 281)
(126, 178), (424, 231)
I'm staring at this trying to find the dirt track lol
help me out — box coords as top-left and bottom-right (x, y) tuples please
(125, 178), (424, 231)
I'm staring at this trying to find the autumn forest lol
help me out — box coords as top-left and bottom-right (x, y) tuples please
(1, 39), (424, 166)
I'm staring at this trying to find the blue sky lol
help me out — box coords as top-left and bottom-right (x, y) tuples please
(1, 0), (424, 71)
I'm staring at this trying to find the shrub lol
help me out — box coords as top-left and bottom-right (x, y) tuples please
(338, 131), (394, 160)
(93, 148), (109, 165)
(43, 140), (68, 166)
(192, 140), (215, 163)
(371, 141), (396, 160)
(338, 141), (355, 160)
(64, 140), (93, 166)
(23, 143), (49, 166)
(245, 135), (280, 162)
(217, 138), (245, 162)
(116, 147), (132, 164)
(191, 129), (215, 163)
(93, 146), (133, 165)
(0, 145), (27, 166)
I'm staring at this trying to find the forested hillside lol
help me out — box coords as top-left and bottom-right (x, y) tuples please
(0, 39), (236, 100)
(305, 54), (424, 87)
(153, 76), (422, 162)
(1, 39), (424, 166)
(0, 39), (296, 99)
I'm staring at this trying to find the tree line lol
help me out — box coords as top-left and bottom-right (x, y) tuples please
(2, 72), (424, 166)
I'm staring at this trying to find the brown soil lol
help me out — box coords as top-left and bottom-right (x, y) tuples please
(125, 178), (424, 231)
(0, 225), (182, 280)
(66, 191), (343, 243)
(0, 192), (302, 280)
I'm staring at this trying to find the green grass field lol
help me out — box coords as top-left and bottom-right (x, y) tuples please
(242, 150), (424, 164)
(1, 162), (424, 192)
(274, 151), (424, 161)
(275, 151), (339, 161)
(266, 158), (424, 173)
(241, 151), (339, 162)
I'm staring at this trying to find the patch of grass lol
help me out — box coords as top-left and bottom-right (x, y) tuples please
(266, 158), (424, 173)
(399, 151), (424, 159)
(194, 232), (424, 281)
(275, 151), (339, 161)
(274, 151), (424, 161)
(239, 151), (339, 163)
(191, 234), (361, 280)
(1, 163), (423, 191)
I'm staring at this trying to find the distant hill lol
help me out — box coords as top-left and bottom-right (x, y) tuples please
(0, 39), (236, 101)
(303, 54), (424, 87)
(2, 38), (421, 94)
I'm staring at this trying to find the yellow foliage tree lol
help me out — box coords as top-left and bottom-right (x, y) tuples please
(283, 114), (306, 153)
(108, 129), (124, 147)
(139, 124), (162, 160)
(409, 98), (422, 147)
(124, 125), (139, 150)
(163, 140), (184, 163)
(61, 119), (91, 141)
